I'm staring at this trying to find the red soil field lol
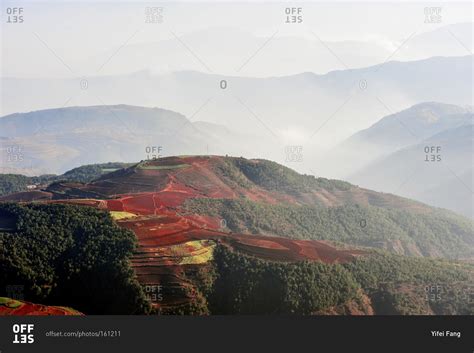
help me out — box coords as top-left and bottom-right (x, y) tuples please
(0, 298), (82, 316)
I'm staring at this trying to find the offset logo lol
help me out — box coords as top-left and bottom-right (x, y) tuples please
(284, 7), (303, 23)
(5, 7), (24, 23)
(145, 146), (163, 160)
(12, 324), (34, 344)
(285, 145), (303, 162)
(144, 7), (164, 24)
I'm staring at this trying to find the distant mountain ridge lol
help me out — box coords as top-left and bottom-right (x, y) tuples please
(6, 23), (470, 79)
(0, 105), (252, 175)
(349, 124), (473, 218)
(323, 102), (473, 178)
(2, 104), (189, 136)
(2, 55), (472, 153)
(348, 102), (471, 149)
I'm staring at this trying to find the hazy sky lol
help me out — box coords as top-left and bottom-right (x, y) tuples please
(1, 1), (472, 78)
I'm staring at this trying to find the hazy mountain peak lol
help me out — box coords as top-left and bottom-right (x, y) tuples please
(360, 102), (472, 140)
(405, 101), (470, 116)
(321, 101), (473, 181)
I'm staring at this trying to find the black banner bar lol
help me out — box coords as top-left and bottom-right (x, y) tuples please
(0, 316), (473, 353)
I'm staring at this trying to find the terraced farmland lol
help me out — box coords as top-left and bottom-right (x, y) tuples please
(14, 156), (364, 312)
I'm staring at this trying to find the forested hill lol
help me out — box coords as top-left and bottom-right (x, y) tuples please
(0, 162), (132, 196)
(1, 156), (473, 259)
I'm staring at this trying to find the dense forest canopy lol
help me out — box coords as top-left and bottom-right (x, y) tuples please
(0, 203), (149, 314)
(216, 157), (352, 193)
(193, 245), (473, 315)
(184, 198), (474, 259)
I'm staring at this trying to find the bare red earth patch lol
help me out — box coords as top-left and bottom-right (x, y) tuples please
(0, 298), (82, 316)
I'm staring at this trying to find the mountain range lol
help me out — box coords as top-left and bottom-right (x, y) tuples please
(1, 99), (472, 218)
(322, 102), (472, 177)
(349, 123), (473, 218)
(5, 23), (472, 79)
(318, 102), (473, 218)
(80, 25), (435, 78)
(2, 55), (472, 151)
